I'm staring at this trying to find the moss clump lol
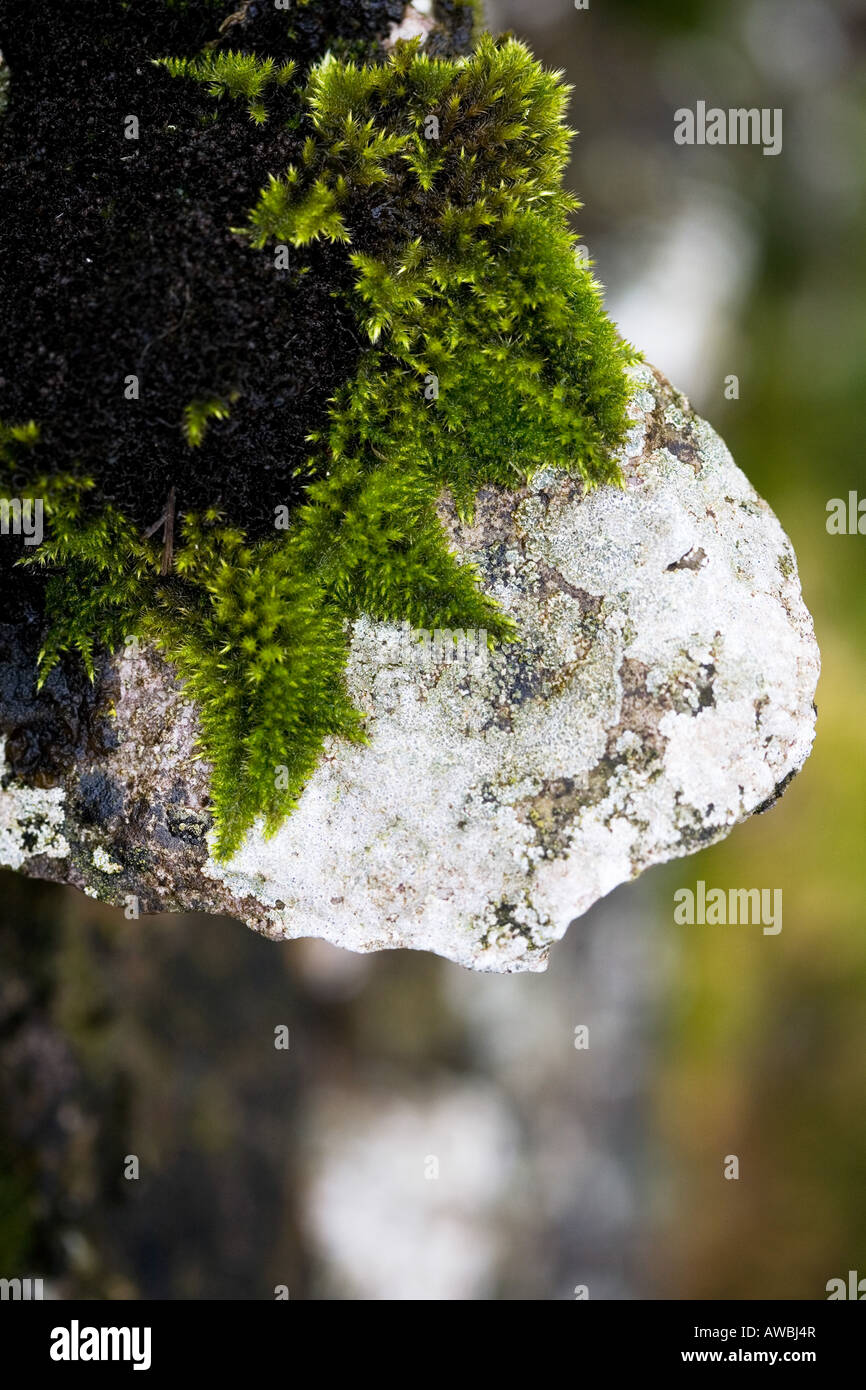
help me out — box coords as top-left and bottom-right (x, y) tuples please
(1, 8), (635, 859)
(261, 36), (633, 509)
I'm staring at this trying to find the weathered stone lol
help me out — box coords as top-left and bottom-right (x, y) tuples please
(0, 365), (820, 971)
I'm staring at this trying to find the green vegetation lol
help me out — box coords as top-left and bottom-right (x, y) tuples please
(2, 33), (634, 859)
(156, 51), (297, 123)
(182, 395), (235, 448)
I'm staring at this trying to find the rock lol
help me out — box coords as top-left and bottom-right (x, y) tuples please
(0, 364), (820, 972)
(386, 5), (437, 50)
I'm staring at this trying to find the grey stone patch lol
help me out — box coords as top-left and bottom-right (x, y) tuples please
(0, 364), (820, 973)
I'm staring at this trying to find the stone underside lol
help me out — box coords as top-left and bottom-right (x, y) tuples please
(0, 364), (820, 972)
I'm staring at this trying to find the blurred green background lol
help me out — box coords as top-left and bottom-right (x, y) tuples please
(1, 0), (864, 1298)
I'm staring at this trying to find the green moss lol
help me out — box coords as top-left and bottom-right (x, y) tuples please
(2, 31), (636, 861)
(0, 418), (39, 450)
(156, 50), (297, 124)
(182, 395), (235, 449)
(242, 36), (634, 494)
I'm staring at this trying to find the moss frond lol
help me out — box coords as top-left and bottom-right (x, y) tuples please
(156, 50), (297, 122)
(7, 471), (159, 683)
(165, 515), (366, 857)
(182, 395), (234, 448)
(240, 171), (350, 246)
(0, 419), (40, 451)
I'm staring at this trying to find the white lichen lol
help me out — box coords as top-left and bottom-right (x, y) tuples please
(0, 736), (70, 870)
(92, 846), (123, 874)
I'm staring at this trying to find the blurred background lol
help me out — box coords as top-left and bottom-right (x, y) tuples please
(1, 0), (864, 1299)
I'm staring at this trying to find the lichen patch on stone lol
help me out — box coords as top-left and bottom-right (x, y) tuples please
(0, 736), (70, 870)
